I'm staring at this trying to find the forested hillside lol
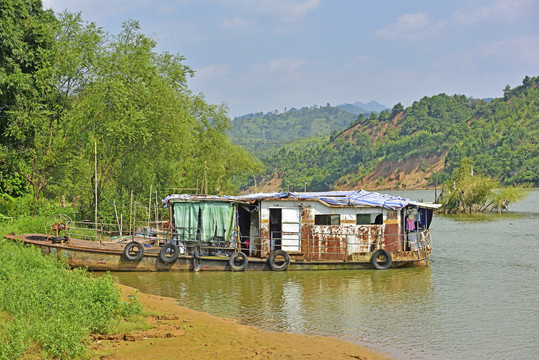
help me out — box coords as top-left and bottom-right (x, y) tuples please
(254, 76), (539, 192)
(0, 2), (260, 219)
(228, 105), (358, 157)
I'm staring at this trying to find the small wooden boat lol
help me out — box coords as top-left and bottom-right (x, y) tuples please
(4, 190), (439, 271)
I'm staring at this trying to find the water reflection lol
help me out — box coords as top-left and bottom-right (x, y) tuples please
(113, 267), (435, 356)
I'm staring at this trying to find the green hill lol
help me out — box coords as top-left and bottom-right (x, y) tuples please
(252, 76), (539, 192)
(228, 105), (358, 157)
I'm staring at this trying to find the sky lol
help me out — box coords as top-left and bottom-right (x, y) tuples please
(42, 0), (539, 118)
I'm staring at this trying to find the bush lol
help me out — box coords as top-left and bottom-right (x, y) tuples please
(439, 158), (529, 213)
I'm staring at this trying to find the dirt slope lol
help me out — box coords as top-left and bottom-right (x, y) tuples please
(342, 152), (447, 191)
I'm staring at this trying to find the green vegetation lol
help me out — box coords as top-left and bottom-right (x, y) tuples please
(228, 104), (357, 157)
(438, 158), (529, 214)
(0, 1), (261, 223)
(0, 234), (144, 359)
(261, 131), (374, 191)
(258, 77), (539, 191)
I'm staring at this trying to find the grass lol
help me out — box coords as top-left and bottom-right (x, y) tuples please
(0, 215), (146, 359)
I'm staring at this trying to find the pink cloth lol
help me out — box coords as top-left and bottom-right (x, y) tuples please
(406, 218), (415, 231)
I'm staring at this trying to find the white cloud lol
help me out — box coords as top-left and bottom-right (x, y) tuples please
(376, 12), (447, 40)
(252, 57), (307, 74)
(150, 19), (210, 45)
(454, 0), (537, 26)
(351, 54), (378, 65)
(196, 64), (232, 78)
(220, 17), (255, 31)
(479, 34), (539, 64)
(217, 0), (320, 22)
(42, 0), (152, 19)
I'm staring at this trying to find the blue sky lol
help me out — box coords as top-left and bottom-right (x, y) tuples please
(42, 0), (539, 118)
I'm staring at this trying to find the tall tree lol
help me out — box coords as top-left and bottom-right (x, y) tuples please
(0, 0), (57, 196)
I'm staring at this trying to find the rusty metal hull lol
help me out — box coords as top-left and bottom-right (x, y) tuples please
(4, 234), (428, 271)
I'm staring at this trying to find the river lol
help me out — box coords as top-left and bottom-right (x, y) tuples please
(112, 189), (539, 359)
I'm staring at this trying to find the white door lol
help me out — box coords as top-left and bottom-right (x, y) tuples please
(281, 208), (300, 252)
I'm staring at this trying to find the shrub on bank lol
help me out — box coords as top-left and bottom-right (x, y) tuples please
(0, 238), (142, 359)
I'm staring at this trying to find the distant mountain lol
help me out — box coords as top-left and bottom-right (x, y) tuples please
(356, 101), (388, 112)
(335, 103), (369, 115)
(234, 102), (388, 120)
(229, 101), (389, 158)
(229, 105), (357, 157)
(336, 100), (389, 115)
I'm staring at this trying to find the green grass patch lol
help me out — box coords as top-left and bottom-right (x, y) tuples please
(0, 236), (144, 359)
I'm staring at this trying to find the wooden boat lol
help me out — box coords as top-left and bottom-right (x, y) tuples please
(4, 190), (439, 271)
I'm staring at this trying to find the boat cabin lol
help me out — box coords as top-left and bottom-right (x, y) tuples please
(164, 190), (438, 269)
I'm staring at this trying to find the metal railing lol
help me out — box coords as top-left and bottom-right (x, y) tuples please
(168, 226), (431, 260)
(52, 218), (169, 244)
(49, 218), (431, 260)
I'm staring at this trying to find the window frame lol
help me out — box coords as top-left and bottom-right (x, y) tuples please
(356, 213), (383, 225)
(314, 214), (341, 225)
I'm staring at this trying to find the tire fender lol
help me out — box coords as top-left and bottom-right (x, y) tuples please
(123, 241), (144, 262)
(159, 242), (179, 264)
(370, 249), (392, 270)
(229, 252), (248, 272)
(268, 250), (290, 271)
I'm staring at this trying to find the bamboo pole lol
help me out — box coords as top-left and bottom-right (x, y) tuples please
(132, 202), (136, 241)
(204, 160), (208, 195)
(113, 199), (121, 236)
(129, 190), (133, 236)
(94, 142), (98, 243)
(155, 189), (159, 224)
(148, 184), (152, 235)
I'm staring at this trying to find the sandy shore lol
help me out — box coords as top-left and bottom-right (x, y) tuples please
(92, 284), (393, 360)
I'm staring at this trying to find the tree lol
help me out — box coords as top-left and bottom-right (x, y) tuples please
(439, 158), (528, 213)
(391, 102), (404, 115)
(1, 5), (262, 218)
(65, 19), (261, 205)
(0, 1), (64, 198)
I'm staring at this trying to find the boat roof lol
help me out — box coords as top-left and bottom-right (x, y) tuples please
(163, 190), (441, 211)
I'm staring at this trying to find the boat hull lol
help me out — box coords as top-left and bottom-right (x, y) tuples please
(4, 234), (428, 271)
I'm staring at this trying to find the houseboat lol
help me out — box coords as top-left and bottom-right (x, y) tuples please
(4, 190), (438, 271)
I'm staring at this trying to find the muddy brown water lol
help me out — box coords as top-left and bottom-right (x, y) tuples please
(111, 190), (539, 359)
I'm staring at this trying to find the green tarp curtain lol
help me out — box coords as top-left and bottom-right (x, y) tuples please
(173, 202), (199, 241)
(174, 201), (235, 242)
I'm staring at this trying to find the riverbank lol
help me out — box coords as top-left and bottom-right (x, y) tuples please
(93, 284), (393, 360)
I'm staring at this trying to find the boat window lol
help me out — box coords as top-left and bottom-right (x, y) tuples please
(314, 214), (341, 225)
(356, 213), (383, 225)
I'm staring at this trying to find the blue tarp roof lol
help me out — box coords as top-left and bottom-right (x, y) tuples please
(234, 190), (413, 210)
(164, 190), (440, 210)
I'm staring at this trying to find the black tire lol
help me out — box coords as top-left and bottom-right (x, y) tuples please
(268, 250), (290, 271)
(229, 252), (248, 272)
(50, 236), (68, 244)
(370, 249), (392, 270)
(123, 241), (144, 262)
(159, 242), (179, 264)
